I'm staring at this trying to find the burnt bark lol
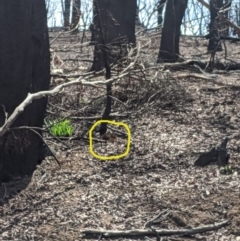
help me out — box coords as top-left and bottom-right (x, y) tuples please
(0, 0), (50, 181)
(90, 0), (136, 71)
(91, 0), (136, 135)
(208, 0), (224, 52)
(64, 0), (71, 28)
(158, 0), (188, 62)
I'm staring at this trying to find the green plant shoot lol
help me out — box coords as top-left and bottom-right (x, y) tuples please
(49, 120), (74, 137)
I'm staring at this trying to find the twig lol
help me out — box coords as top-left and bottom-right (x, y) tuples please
(50, 16), (82, 45)
(173, 73), (216, 80)
(69, 113), (128, 120)
(109, 95), (128, 108)
(144, 210), (171, 241)
(144, 210), (170, 229)
(80, 219), (230, 238)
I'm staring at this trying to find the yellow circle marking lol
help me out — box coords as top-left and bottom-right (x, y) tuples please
(89, 120), (131, 161)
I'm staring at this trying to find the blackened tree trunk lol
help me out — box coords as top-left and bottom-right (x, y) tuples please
(91, 0), (136, 71)
(71, 0), (81, 30)
(0, 0), (50, 181)
(158, 0), (188, 62)
(64, 0), (71, 28)
(208, 0), (224, 52)
(157, 0), (167, 26)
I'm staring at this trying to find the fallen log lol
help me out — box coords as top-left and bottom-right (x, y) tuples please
(80, 219), (229, 238)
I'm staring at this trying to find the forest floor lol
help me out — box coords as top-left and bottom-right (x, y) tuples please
(1, 29), (240, 240)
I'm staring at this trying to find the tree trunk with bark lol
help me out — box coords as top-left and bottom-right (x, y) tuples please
(64, 0), (71, 28)
(90, 0), (136, 71)
(0, 0), (50, 181)
(208, 0), (224, 52)
(158, 0), (188, 62)
(220, 0), (232, 37)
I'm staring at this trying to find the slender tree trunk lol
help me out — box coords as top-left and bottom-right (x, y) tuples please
(64, 0), (71, 28)
(91, 0), (136, 71)
(61, 0), (65, 24)
(158, 0), (188, 62)
(220, 0), (232, 37)
(90, 0), (136, 136)
(208, 0), (224, 52)
(234, 2), (240, 37)
(0, 0), (50, 181)
(71, 0), (81, 31)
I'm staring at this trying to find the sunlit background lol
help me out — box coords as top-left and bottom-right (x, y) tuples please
(46, 0), (240, 36)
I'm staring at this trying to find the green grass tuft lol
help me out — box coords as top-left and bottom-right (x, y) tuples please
(47, 119), (74, 137)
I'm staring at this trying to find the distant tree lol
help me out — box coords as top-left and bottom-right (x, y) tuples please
(157, 0), (167, 26)
(71, 0), (81, 30)
(136, 0), (141, 26)
(158, 0), (188, 62)
(0, 0), (50, 181)
(221, 0), (231, 37)
(236, 2), (240, 27)
(208, 0), (232, 51)
(135, 0), (145, 27)
(208, 0), (223, 51)
(64, 0), (71, 28)
(90, 0), (136, 71)
(45, 0), (58, 22)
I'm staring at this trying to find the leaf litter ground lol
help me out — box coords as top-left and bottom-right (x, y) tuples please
(1, 30), (240, 240)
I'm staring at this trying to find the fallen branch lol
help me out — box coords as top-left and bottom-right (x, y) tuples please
(173, 73), (216, 81)
(69, 113), (128, 120)
(0, 44), (141, 137)
(0, 76), (125, 137)
(50, 16), (82, 45)
(200, 86), (227, 92)
(80, 219), (229, 238)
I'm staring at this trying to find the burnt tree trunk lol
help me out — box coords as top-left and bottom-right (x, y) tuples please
(91, 0), (136, 136)
(158, 0), (188, 62)
(208, 0), (224, 52)
(64, 0), (71, 28)
(90, 0), (136, 71)
(0, 0), (50, 181)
